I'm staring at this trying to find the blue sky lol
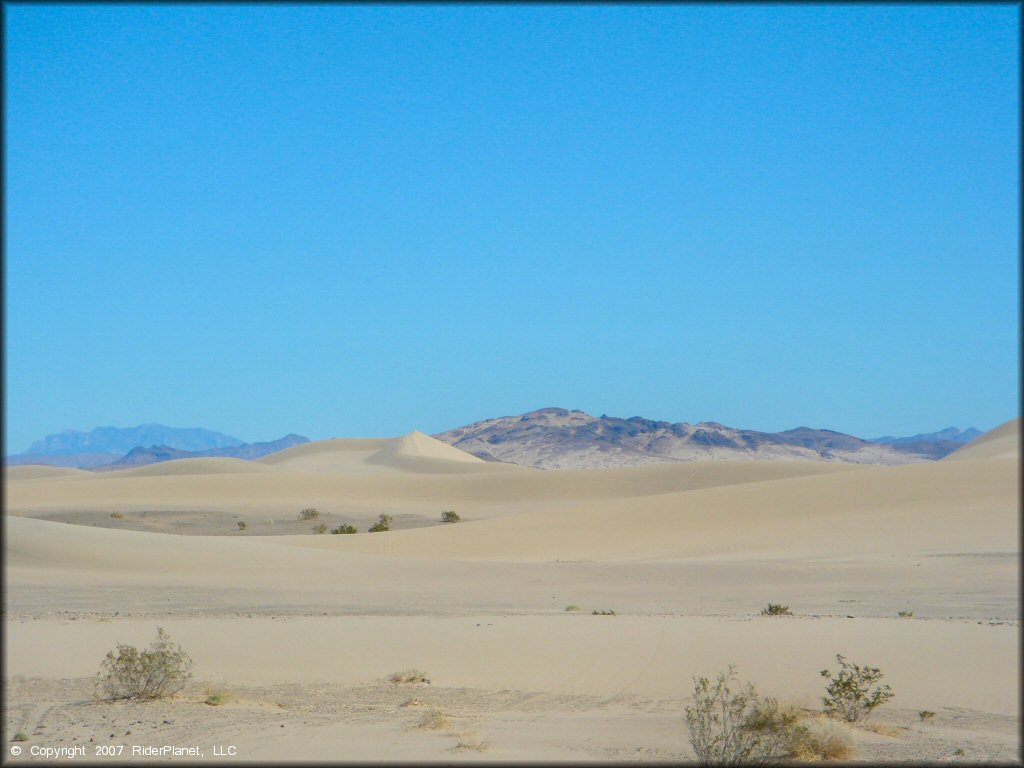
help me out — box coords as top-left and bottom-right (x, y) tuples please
(4, 4), (1019, 450)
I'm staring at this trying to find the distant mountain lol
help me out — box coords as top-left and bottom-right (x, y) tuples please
(4, 452), (124, 469)
(870, 427), (982, 445)
(22, 424), (244, 456)
(433, 408), (959, 469)
(92, 434), (310, 471)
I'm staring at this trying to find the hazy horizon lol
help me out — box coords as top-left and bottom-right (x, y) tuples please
(5, 4), (1019, 452)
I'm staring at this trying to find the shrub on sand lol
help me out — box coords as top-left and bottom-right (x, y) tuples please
(390, 669), (430, 685)
(440, 510), (460, 523)
(368, 513), (393, 533)
(761, 603), (792, 616)
(564, 605), (581, 612)
(299, 507), (320, 521)
(820, 654), (894, 722)
(331, 524), (357, 534)
(97, 627), (194, 701)
(414, 708), (448, 730)
(313, 523), (328, 534)
(236, 521), (247, 531)
(684, 666), (798, 764)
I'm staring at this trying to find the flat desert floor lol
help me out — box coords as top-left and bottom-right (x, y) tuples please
(3, 420), (1020, 763)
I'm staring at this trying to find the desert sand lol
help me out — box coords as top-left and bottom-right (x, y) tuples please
(3, 419), (1020, 762)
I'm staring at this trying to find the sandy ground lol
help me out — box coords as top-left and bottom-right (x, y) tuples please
(3, 421), (1020, 762)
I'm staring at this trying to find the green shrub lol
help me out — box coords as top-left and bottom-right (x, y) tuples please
(12, 732), (28, 742)
(369, 513), (392, 533)
(684, 666), (797, 764)
(919, 710), (936, 722)
(564, 605), (580, 612)
(313, 523), (328, 534)
(820, 654), (894, 722)
(440, 510), (460, 523)
(898, 610), (913, 618)
(331, 524), (357, 534)
(299, 507), (320, 521)
(97, 627), (194, 701)
(761, 603), (792, 616)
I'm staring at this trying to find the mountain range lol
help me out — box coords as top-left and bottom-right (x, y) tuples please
(6, 427), (308, 470)
(432, 408), (976, 468)
(6, 412), (985, 471)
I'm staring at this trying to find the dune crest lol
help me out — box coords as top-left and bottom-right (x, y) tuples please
(943, 417), (1019, 461)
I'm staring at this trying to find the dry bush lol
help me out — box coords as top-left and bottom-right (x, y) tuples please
(390, 669), (430, 685)
(97, 627), (194, 701)
(413, 708), (448, 730)
(685, 666), (797, 764)
(236, 521), (246, 531)
(203, 681), (229, 706)
(453, 733), (490, 752)
(787, 716), (856, 761)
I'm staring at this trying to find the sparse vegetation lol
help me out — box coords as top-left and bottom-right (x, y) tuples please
(820, 654), (894, 722)
(299, 507), (320, 521)
(414, 708), (448, 730)
(313, 523), (328, 534)
(390, 669), (430, 685)
(453, 731), (490, 752)
(684, 666), (798, 764)
(331, 524), (357, 534)
(592, 609), (616, 615)
(786, 716), (856, 761)
(564, 605), (580, 612)
(110, 512), (124, 519)
(898, 610), (913, 618)
(12, 732), (28, 742)
(369, 513), (393, 533)
(761, 603), (792, 616)
(97, 627), (194, 701)
(953, 747), (965, 756)
(440, 510), (460, 523)
(919, 710), (936, 722)
(236, 521), (246, 531)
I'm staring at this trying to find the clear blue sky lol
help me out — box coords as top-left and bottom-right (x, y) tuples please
(4, 4), (1019, 451)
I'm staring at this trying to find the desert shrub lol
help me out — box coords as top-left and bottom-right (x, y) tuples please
(331, 524), (357, 534)
(440, 510), (460, 523)
(299, 507), (320, 521)
(97, 627), (194, 701)
(820, 654), (893, 722)
(369, 513), (392, 533)
(786, 716), (855, 761)
(761, 603), (792, 616)
(918, 710), (936, 722)
(390, 669), (430, 685)
(110, 512), (124, 519)
(564, 605), (580, 612)
(313, 523), (328, 534)
(684, 666), (797, 764)
(236, 521), (246, 531)
(414, 708), (448, 730)
(13, 732), (28, 742)
(592, 609), (616, 615)
(898, 610), (913, 618)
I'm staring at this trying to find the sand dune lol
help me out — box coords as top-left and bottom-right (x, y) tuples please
(4, 419), (1019, 762)
(3, 464), (91, 480)
(943, 416), (1019, 461)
